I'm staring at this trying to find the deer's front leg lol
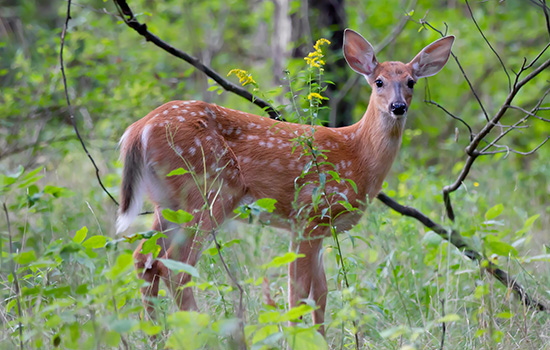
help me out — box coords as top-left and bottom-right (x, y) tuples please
(310, 249), (327, 335)
(288, 238), (325, 332)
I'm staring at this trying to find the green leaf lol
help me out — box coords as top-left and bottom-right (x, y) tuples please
(14, 250), (37, 264)
(107, 253), (133, 279)
(258, 311), (281, 324)
(256, 198), (277, 213)
(345, 179), (358, 193)
(280, 304), (314, 322)
(437, 314), (461, 323)
(496, 311), (514, 319)
(59, 242), (82, 260)
(167, 168), (189, 177)
(104, 331), (121, 347)
(162, 208), (194, 224)
(17, 166), (44, 188)
(82, 235), (107, 249)
(485, 235), (518, 256)
(109, 319), (139, 334)
(327, 170), (340, 183)
(73, 226), (88, 244)
(422, 231), (443, 248)
(485, 204), (504, 220)
(158, 258), (200, 278)
(262, 252), (305, 269)
(44, 185), (75, 198)
(380, 325), (408, 339)
(141, 232), (167, 256)
(516, 214), (540, 235)
(0, 174), (17, 189)
(285, 327), (328, 350)
(140, 321), (162, 336)
(252, 324), (279, 344)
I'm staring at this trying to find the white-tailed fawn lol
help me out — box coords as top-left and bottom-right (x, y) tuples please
(117, 29), (454, 335)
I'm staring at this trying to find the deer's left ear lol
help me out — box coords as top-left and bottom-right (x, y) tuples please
(408, 36), (455, 78)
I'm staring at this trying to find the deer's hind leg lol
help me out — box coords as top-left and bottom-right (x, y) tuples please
(159, 187), (244, 312)
(133, 212), (172, 320)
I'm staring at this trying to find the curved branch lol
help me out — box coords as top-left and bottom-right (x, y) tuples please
(424, 99), (473, 141)
(61, 0), (120, 207)
(112, 0), (283, 121)
(376, 192), (548, 311)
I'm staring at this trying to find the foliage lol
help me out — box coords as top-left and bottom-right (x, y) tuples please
(1, 1), (550, 349)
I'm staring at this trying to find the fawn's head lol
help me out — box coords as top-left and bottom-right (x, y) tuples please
(343, 29), (454, 119)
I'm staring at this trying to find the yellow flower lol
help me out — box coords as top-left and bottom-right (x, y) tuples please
(227, 69), (256, 86)
(304, 38), (331, 69)
(307, 92), (328, 100)
(313, 38), (331, 51)
(474, 182), (479, 187)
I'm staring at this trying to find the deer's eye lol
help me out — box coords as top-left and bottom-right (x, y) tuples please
(407, 79), (416, 89)
(375, 79), (384, 88)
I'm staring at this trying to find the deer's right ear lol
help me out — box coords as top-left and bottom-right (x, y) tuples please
(343, 29), (378, 77)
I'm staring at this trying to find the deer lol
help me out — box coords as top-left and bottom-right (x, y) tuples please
(116, 29), (454, 335)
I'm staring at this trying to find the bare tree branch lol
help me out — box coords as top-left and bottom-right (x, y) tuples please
(424, 99), (473, 141)
(60, 0), (119, 207)
(112, 0), (283, 121)
(442, 56), (550, 221)
(480, 87), (550, 153)
(376, 192), (547, 311)
(465, 0), (511, 91)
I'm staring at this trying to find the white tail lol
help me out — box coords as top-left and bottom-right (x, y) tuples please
(117, 29), (454, 333)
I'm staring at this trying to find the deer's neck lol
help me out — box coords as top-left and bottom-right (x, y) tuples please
(351, 99), (406, 197)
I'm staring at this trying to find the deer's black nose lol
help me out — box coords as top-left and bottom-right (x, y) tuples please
(390, 102), (407, 115)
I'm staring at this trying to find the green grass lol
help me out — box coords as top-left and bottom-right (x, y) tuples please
(1, 150), (549, 349)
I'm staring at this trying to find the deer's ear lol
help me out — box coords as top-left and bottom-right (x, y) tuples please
(409, 36), (455, 78)
(343, 29), (378, 77)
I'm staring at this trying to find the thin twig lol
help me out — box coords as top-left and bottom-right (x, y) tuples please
(480, 136), (550, 156)
(465, 0), (511, 91)
(543, 0), (550, 39)
(439, 298), (446, 350)
(525, 42), (550, 69)
(480, 87), (550, 153)
(506, 105), (550, 123)
(60, 0), (119, 207)
(3, 203), (23, 350)
(424, 99), (473, 141)
(420, 19), (490, 122)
